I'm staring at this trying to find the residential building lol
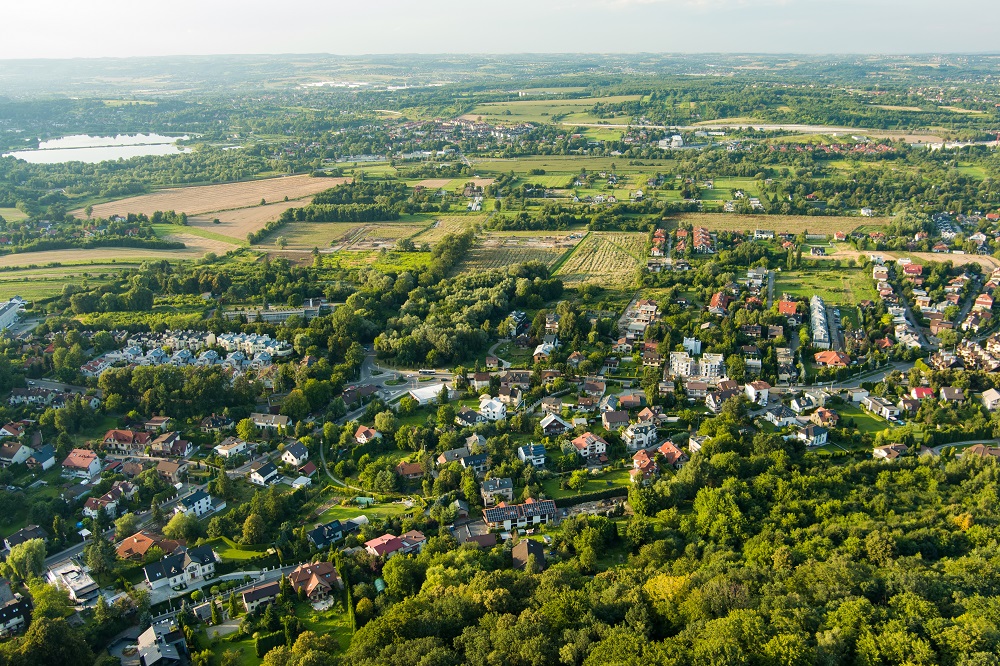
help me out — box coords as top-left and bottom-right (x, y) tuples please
(0, 442), (31, 467)
(25, 444), (55, 471)
(214, 437), (248, 459)
(281, 442), (309, 467)
(481, 478), (514, 506)
(354, 425), (382, 445)
(249, 461), (279, 486)
(455, 406), (485, 428)
(143, 546), (217, 590)
(47, 561), (99, 603)
(436, 447), (470, 467)
(940, 387), (966, 404)
(483, 498), (558, 531)
(602, 410), (629, 431)
(862, 395), (900, 420)
(794, 424), (828, 447)
(156, 460), (188, 484)
(289, 561), (343, 600)
(571, 432), (608, 458)
(4, 525), (47, 552)
(478, 396), (507, 421)
(657, 441), (689, 468)
(116, 531), (183, 561)
(61, 448), (101, 479)
(395, 461), (424, 480)
(512, 539), (545, 573)
(241, 581), (281, 614)
(517, 444), (546, 468)
(630, 449), (658, 485)
(250, 413), (291, 431)
(873, 443), (908, 460)
(810, 295), (831, 349)
(982, 388), (1000, 412)
(137, 620), (187, 666)
(623, 421), (658, 451)
(745, 380), (771, 405)
(175, 489), (215, 518)
(539, 413), (571, 436)
(307, 521), (344, 550)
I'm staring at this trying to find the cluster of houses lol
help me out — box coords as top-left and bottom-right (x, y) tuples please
(872, 260), (923, 349)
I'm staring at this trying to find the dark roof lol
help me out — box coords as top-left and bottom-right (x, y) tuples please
(482, 477), (513, 492)
(5, 525), (47, 549)
(512, 539), (545, 571)
(284, 442), (308, 459)
(241, 581), (280, 604)
(483, 499), (557, 525)
(181, 489), (209, 508)
(307, 521), (343, 549)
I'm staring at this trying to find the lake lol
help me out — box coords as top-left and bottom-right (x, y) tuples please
(2, 133), (191, 164)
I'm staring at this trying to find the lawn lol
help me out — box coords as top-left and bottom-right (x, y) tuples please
(541, 468), (631, 500)
(203, 536), (271, 561)
(773, 267), (876, 306)
(838, 404), (891, 434)
(0, 207), (28, 222)
(316, 498), (417, 524)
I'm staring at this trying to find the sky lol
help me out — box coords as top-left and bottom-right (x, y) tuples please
(2, 0), (998, 59)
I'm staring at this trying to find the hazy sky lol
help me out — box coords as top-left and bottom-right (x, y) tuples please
(3, 0), (998, 59)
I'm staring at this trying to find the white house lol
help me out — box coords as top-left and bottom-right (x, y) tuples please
(517, 444), (546, 468)
(745, 381), (771, 406)
(622, 422), (658, 451)
(982, 388), (1000, 412)
(61, 449), (101, 480)
(174, 489), (215, 518)
(281, 442), (309, 467)
(214, 437), (248, 459)
(478, 396), (507, 422)
(249, 461), (279, 486)
(143, 546), (217, 591)
(354, 426), (382, 445)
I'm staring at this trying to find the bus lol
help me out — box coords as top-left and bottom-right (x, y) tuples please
(418, 369), (436, 375)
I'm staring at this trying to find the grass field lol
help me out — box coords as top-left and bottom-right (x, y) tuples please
(471, 155), (676, 177)
(554, 232), (646, 285)
(458, 245), (568, 272)
(774, 267), (876, 305)
(202, 536), (270, 561)
(0, 247), (207, 269)
(263, 222), (360, 250)
(0, 264), (134, 300)
(322, 250), (433, 273)
(667, 213), (886, 235)
(79, 175), (349, 219)
(188, 199), (304, 242)
(0, 208), (27, 222)
(411, 216), (483, 244)
(316, 499), (416, 524)
(541, 468), (631, 499)
(461, 95), (642, 124)
(838, 404), (891, 434)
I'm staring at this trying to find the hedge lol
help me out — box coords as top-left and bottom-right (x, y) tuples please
(255, 630), (286, 657)
(555, 486), (629, 508)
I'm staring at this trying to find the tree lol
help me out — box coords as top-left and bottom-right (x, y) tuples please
(27, 579), (72, 619)
(14, 617), (93, 665)
(211, 600), (222, 625)
(115, 512), (139, 539)
(236, 418), (258, 442)
(374, 410), (398, 437)
(281, 389), (311, 422)
(4, 538), (46, 581)
(437, 404), (456, 429)
(228, 590), (243, 618)
(242, 513), (266, 545)
(84, 537), (117, 579)
(382, 556), (423, 598)
(163, 511), (202, 542)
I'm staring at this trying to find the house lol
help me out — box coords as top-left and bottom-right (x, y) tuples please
(811, 408), (840, 428)
(83, 481), (136, 519)
(965, 443), (1000, 459)
(940, 387), (966, 404)
(539, 413), (571, 436)
(241, 581), (281, 614)
(622, 421), (658, 451)
(497, 386), (523, 409)
(706, 387), (742, 414)
(657, 441), (688, 468)
(24, 444), (55, 471)
(144, 416), (172, 433)
(281, 442), (309, 467)
(150, 432), (193, 458)
(61, 448), (101, 479)
(745, 380), (771, 405)
(630, 450), (658, 485)
(0, 442), (31, 468)
(354, 425), (382, 444)
(46, 560), (99, 603)
(455, 406), (486, 428)
(619, 393), (643, 410)
(137, 620), (188, 666)
(479, 396), (507, 422)
(982, 388), (1000, 412)
(395, 461), (424, 480)
(289, 561), (343, 600)
(214, 437), (248, 459)
(790, 394), (817, 414)
(116, 531), (183, 561)
(249, 461), (279, 486)
(460, 452), (490, 476)
(175, 489), (214, 518)
(873, 443), (908, 461)
(364, 531), (426, 559)
(765, 405), (798, 427)
(436, 446), (471, 467)
(541, 396), (562, 414)
(307, 521), (344, 550)
(481, 478), (514, 506)
(582, 381), (606, 397)
(156, 460), (188, 484)
(910, 387), (935, 401)
(4, 525), (47, 552)
(143, 545), (217, 590)
(862, 395), (900, 420)
(250, 413), (291, 431)
(814, 351), (851, 367)
(571, 432), (608, 458)
(199, 414), (233, 433)
(483, 498), (558, 531)
(794, 424), (828, 447)
(975, 294), (994, 311)
(408, 384), (448, 406)
(0, 581), (30, 636)
(517, 444), (546, 468)
(512, 539), (545, 573)
(601, 410), (630, 431)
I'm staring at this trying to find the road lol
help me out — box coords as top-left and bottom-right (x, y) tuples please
(25, 378), (101, 397)
(924, 439), (1000, 457)
(766, 271), (775, 309)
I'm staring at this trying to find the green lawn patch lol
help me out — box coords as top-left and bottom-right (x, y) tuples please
(541, 468), (631, 500)
(203, 536), (270, 561)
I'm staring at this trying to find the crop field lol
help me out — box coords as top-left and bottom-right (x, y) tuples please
(666, 212), (887, 234)
(158, 230), (240, 255)
(0, 268), (124, 301)
(187, 199), (303, 242)
(554, 232), (646, 285)
(774, 267), (876, 305)
(261, 222), (361, 250)
(458, 233), (575, 273)
(460, 95), (642, 124)
(0, 247), (208, 269)
(79, 175), (349, 218)
(415, 178), (452, 189)
(322, 250), (433, 273)
(348, 223), (429, 249)
(473, 155), (676, 177)
(412, 215), (483, 243)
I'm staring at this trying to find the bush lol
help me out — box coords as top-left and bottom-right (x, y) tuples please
(255, 630), (285, 657)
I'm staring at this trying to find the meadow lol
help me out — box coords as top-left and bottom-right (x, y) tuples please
(554, 232), (646, 285)
(461, 95), (642, 124)
(774, 267), (877, 305)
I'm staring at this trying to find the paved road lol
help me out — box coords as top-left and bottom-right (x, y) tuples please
(766, 271), (775, 309)
(924, 439), (1000, 456)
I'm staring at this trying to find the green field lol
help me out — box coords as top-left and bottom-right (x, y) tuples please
(0, 207), (27, 222)
(203, 536), (271, 561)
(541, 468), (631, 499)
(774, 267), (876, 306)
(315, 499), (417, 524)
(838, 404), (891, 434)
(465, 95), (642, 124)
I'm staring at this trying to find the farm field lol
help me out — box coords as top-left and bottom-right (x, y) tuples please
(0, 247), (207, 269)
(0, 265), (131, 300)
(158, 230), (240, 255)
(260, 222), (361, 250)
(79, 175), (349, 219)
(667, 212), (887, 234)
(412, 215), (483, 244)
(322, 250), (433, 273)
(554, 232), (646, 285)
(461, 95), (642, 124)
(187, 198), (305, 242)
(472, 155), (676, 177)
(457, 232), (581, 272)
(774, 267), (876, 305)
